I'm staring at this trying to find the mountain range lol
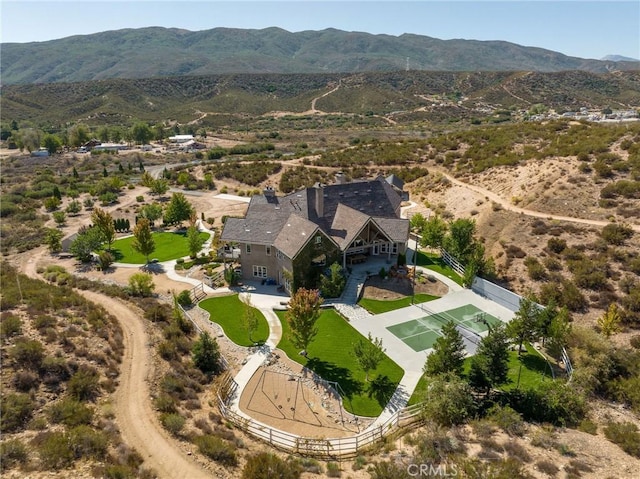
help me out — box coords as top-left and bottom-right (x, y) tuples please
(2, 27), (639, 85)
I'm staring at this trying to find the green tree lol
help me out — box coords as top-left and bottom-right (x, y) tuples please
(44, 196), (61, 211)
(70, 226), (103, 262)
(72, 167), (79, 179)
(150, 178), (169, 196)
(192, 331), (222, 375)
(164, 192), (194, 225)
(598, 303), (621, 338)
(443, 218), (476, 262)
(20, 128), (42, 153)
(353, 333), (386, 382)
(139, 203), (163, 223)
(421, 374), (476, 426)
(409, 212), (427, 232)
(319, 262), (346, 298)
(286, 288), (323, 354)
(68, 124), (90, 148)
(97, 126), (110, 143)
(187, 225), (202, 258)
(140, 171), (155, 187)
(52, 185), (62, 200)
(424, 320), (466, 377)
(132, 218), (155, 263)
(45, 228), (63, 253)
(42, 133), (62, 154)
(468, 323), (510, 394)
(241, 295), (260, 344)
(128, 272), (155, 297)
(546, 307), (572, 358)
(507, 295), (541, 355)
(131, 121), (153, 145)
(420, 215), (448, 249)
(91, 207), (115, 252)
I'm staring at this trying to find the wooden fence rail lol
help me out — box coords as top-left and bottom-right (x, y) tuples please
(215, 374), (424, 459)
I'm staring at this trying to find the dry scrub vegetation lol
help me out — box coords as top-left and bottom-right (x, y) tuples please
(1, 116), (640, 478)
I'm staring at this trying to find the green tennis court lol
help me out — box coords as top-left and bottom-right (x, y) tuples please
(386, 304), (502, 353)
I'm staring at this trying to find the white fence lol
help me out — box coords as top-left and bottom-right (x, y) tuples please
(440, 248), (466, 277)
(471, 276), (523, 312)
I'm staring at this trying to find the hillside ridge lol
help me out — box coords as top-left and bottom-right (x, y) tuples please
(3, 26), (639, 84)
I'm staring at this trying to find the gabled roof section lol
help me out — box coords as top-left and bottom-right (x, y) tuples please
(372, 217), (410, 243)
(385, 174), (405, 192)
(329, 203), (371, 249)
(273, 214), (322, 259)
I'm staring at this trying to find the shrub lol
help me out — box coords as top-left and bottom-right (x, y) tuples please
(421, 375), (475, 426)
(486, 404), (526, 437)
(0, 438), (28, 471)
(630, 335), (640, 350)
(578, 419), (598, 435)
(536, 460), (559, 477)
(502, 441), (531, 462)
(11, 339), (45, 370)
(13, 371), (40, 392)
(0, 393), (35, 433)
(547, 237), (567, 254)
(601, 223), (634, 245)
(68, 366), (100, 401)
(0, 313), (22, 338)
(128, 273), (155, 297)
(604, 422), (640, 458)
(48, 398), (94, 426)
(176, 290), (192, 307)
(506, 381), (587, 427)
(193, 435), (237, 466)
(524, 256), (547, 281)
(242, 452), (301, 479)
(160, 413), (186, 436)
(326, 461), (341, 477)
(68, 425), (108, 460)
(37, 432), (74, 470)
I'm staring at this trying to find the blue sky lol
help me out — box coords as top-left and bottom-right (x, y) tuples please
(1, 1), (638, 60)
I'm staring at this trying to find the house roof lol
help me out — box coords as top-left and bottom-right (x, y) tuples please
(221, 177), (409, 254)
(273, 214), (322, 259)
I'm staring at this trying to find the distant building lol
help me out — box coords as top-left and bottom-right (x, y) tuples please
(168, 135), (195, 143)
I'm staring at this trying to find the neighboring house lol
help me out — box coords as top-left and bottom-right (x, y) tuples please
(220, 175), (410, 294)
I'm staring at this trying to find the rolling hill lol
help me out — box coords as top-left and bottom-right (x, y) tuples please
(2, 70), (639, 126)
(2, 27), (639, 85)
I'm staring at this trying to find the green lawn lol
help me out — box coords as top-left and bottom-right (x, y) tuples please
(414, 251), (464, 286)
(276, 309), (404, 417)
(108, 231), (209, 263)
(199, 294), (269, 347)
(358, 293), (439, 315)
(407, 343), (553, 404)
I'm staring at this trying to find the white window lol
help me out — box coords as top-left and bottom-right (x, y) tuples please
(276, 249), (284, 260)
(391, 243), (398, 254)
(315, 235), (322, 244)
(246, 243), (251, 254)
(266, 245), (271, 256)
(253, 265), (267, 278)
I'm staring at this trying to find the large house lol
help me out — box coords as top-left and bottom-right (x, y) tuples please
(220, 174), (410, 294)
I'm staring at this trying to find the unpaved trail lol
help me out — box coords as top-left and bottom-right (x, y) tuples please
(310, 81), (341, 112)
(20, 249), (211, 479)
(439, 171), (640, 232)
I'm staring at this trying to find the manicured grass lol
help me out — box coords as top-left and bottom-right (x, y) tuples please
(407, 342), (553, 404)
(108, 231), (209, 263)
(358, 293), (439, 314)
(415, 251), (464, 286)
(276, 309), (404, 417)
(199, 294), (269, 347)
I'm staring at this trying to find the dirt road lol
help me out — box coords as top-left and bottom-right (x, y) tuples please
(20, 249), (211, 479)
(440, 171), (640, 232)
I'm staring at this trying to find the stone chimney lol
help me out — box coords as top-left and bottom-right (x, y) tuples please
(263, 186), (275, 198)
(335, 172), (345, 185)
